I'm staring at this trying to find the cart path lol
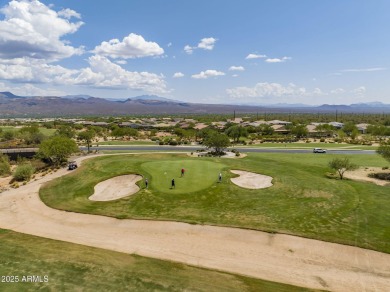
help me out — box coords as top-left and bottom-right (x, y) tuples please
(0, 154), (389, 292)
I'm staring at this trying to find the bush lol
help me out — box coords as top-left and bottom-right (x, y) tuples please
(13, 163), (35, 182)
(320, 138), (325, 142)
(368, 172), (390, 181)
(0, 154), (11, 176)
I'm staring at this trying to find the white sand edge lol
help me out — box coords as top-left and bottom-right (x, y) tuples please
(89, 174), (143, 201)
(230, 170), (273, 189)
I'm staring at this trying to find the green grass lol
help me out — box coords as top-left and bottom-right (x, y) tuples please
(0, 126), (56, 136)
(0, 228), (316, 292)
(142, 159), (225, 194)
(40, 153), (390, 253)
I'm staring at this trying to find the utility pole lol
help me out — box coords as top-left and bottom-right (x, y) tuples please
(336, 110), (338, 122)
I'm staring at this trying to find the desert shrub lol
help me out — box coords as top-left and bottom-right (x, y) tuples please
(13, 163), (35, 182)
(0, 154), (11, 176)
(368, 172), (390, 181)
(320, 138), (325, 142)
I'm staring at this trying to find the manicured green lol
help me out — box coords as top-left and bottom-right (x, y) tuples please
(142, 159), (225, 194)
(0, 229), (315, 292)
(40, 153), (390, 253)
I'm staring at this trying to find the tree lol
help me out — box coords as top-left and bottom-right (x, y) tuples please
(377, 142), (390, 164)
(55, 125), (76, 139)
(342, 122), (358, 137)
(290, 124), (308, 138)
(78, 130), (95, 153)
(203, 133), (230, 155)
(225, 125), (248, 143)
(38, 136), (79, 166)
(328, 157), (358, 180)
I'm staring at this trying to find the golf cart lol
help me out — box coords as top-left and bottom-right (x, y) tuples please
(68, 161), (78, 170)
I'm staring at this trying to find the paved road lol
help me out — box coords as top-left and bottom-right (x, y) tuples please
(83, 145), (376, 155)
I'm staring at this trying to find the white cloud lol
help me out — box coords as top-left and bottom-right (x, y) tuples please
(330, 88), (345, 94)
(167, 42), (172, 47)
(226, 82), (307, 98)
(93, 33), (164, 59)
(341, 68), (386, 73)
(0, 55), (167, 94)
(265, 56), (291, 63)
(352, 86), (366, 96)
(0, 0), (84, 60)
(173, 72), (184, 78)
(76, 55), (167, 93)
(184, 37), (217, 54)
(192, 70), (225, 79)
(58, 8), (81, 19)
(198, 37), (217, 50)
(245, 53), (267, 59)
(115, 60), (127, 65)
(229, 66), (245, 71)
(184, 45), (193, 54)
(0, 82), (65, 96)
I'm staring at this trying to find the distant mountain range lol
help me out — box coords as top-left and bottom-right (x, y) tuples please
(0, 91), (390, 117)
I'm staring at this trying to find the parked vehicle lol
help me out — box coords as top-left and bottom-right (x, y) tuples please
(313, 148), (326, 153)
(68, 161), (78, 170)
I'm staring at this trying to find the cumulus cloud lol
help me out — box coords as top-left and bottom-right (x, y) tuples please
(184, 45), (193, 54)
(58, 8), (81, 19)
(229, 66), (245, 71)
(0, 0), (84, 60)
(192, 70), (225, 79)
(173, 72), (184, 78)
(93, 33), (164, 59)
(75, 55), (167, 93)
(265, 56), (291, 63)
(245, 53), (267, 59)
(226, 82), (306, 98)
(0, 55), (167, 94)
(0, 82), (65, 96)
(184, 37), (217, 54)
(198, 37), (217, 50)
(352, 86), (366, 96)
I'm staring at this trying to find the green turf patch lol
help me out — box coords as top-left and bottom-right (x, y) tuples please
(141, 159), (225, 194)
(0, 229), (316, 291)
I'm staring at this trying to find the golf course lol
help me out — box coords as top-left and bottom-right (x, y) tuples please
(1, 151), (389, 291)
(39, 152), (389, 253)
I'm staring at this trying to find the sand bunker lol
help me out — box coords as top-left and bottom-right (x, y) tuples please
(230, 170), (273, 189)
(89, 175), (143, 201)
(344, 167), (390, 186)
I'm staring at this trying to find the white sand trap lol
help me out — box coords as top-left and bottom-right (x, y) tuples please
(89, 175), (142, 201)
(230, 170), (273, 189)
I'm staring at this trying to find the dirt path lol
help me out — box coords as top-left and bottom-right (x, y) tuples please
(0, 154), (389, 292)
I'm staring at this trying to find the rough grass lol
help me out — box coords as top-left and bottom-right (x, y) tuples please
(40, 153), (390, 253)
(0, 229), (315, 292)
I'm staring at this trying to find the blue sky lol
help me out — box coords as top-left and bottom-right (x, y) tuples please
(0, 0), (389, 105)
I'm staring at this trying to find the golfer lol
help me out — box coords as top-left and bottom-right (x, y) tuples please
(181, 168), (185, 177)
(145, 178), (148, 189)
(218, 172), (222, 183)
(171, 178), (175, 189)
